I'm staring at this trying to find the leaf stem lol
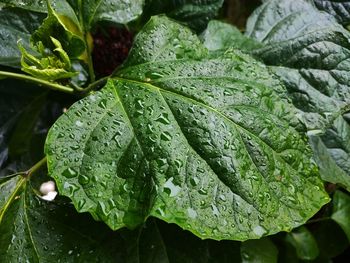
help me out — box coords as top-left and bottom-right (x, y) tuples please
(79, 75), (109, 96)
(85, 34), (96, 83)
(3, 157), (47, 180)
(24, 157), (47, 179)
(0, 71), (75, 94)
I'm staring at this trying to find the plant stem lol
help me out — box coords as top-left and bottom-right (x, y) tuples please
(3, 157), (47, 180)
(80, 75), (109, 96)
(85, 33), (96, 83)
(25, 157), (47, 179)
(0, 71), (75, 94)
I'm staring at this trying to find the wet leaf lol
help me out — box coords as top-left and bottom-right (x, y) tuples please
(201, 20), (263, 56)
(141, 0), (224, 32)
(45, 16), (329, 241)
(0, 174), (132, 262)
(241, 237), (278, 263)
(314, 0), (350, 25)
(331, 190), (350, 241)
(246, 0), (350, 191)
(0, 7), (45, 67)
(286, 226), (319, 260)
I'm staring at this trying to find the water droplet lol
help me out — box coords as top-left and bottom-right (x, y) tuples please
(211, 204), (220, 216)
(164, 177), (181, 197)
(155, 113), (170, 124)
(190, 176), (199, 186)
(187, 208), (197, 219)
(78, 174), (90, 185)
(77, 199), (86, 210)
(160, 131), (172, 141)
(253, 225), (266, 237)
(198, 188), (208, 195)
(75, 120), (83, 127)
(98, 99), (107, 109)
(63, 167), (78, 178)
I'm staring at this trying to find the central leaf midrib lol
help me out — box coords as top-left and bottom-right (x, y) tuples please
(113, 76), (293, 161)
(113, 76), (306, 213)
(23, 186), (40, 261)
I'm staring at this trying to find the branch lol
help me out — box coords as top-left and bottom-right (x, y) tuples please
(0, 71), (75, 94)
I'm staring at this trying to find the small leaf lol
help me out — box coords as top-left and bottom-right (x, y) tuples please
(0, 7), (45, 67)
(19, 37), (77, 81)
(331, 190), (350, 241)
(201, 20), (263, 55)
(45, 16), (329, 241)
(241, 237), (278, 263)
(31, 1), (85, 59)
(286, 226), (319, 260)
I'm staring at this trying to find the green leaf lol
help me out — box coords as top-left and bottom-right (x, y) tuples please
(331, 190), (350, 241)
(8, 93), (46, 158)
(0, 7), (45, 67)
(201, 20), (263, 56)
(245, 0), (350, 191)
(141, 0), (224, 31)
(45, 16), (329, 241)
(18, 37), (78, 81)
(314, 0), (350, 25)
(309, 114), (350, 192)
(31, 2), (85, 59)
(310, 219), (349, 260)
(0, 0), (47, 13)
(286, 226), (319, 260)
(0, 79), (45, 170)
(241, 237), (278, 263)
(0, 174), (136, 262)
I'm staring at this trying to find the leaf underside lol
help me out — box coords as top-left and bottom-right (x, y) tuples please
(45, 16), (329, 241)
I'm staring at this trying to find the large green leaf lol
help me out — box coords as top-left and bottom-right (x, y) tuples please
(1, 0), (144, 28)
(45, 16), (329, 241)
(245, 0), (350, 191)
(314, 0), (350, 25)
(65, 0), (143, 29)
(0, 7), (45, 67)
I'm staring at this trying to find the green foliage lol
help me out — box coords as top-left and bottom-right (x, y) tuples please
(0, 7), (45, 67)
(19, 37), (77, 81)
(314, 0), (350, 25)
(245, 0), (350, 192)
(0, 0), (349, 261)
(46, 16), (329, 240)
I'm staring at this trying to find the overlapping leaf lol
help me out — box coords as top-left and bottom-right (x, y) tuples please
(45, 16), (329, 241)
(201, 20), (263, 56)
(141, 0), (224, 31)
(314, 0), (350, 25)
(0, 7), (45, 67)
(245, 0), (350, 191)
(0, 174), (134, 262)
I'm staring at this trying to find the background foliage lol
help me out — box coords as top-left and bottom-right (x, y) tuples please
(0, 0), (349, 262)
